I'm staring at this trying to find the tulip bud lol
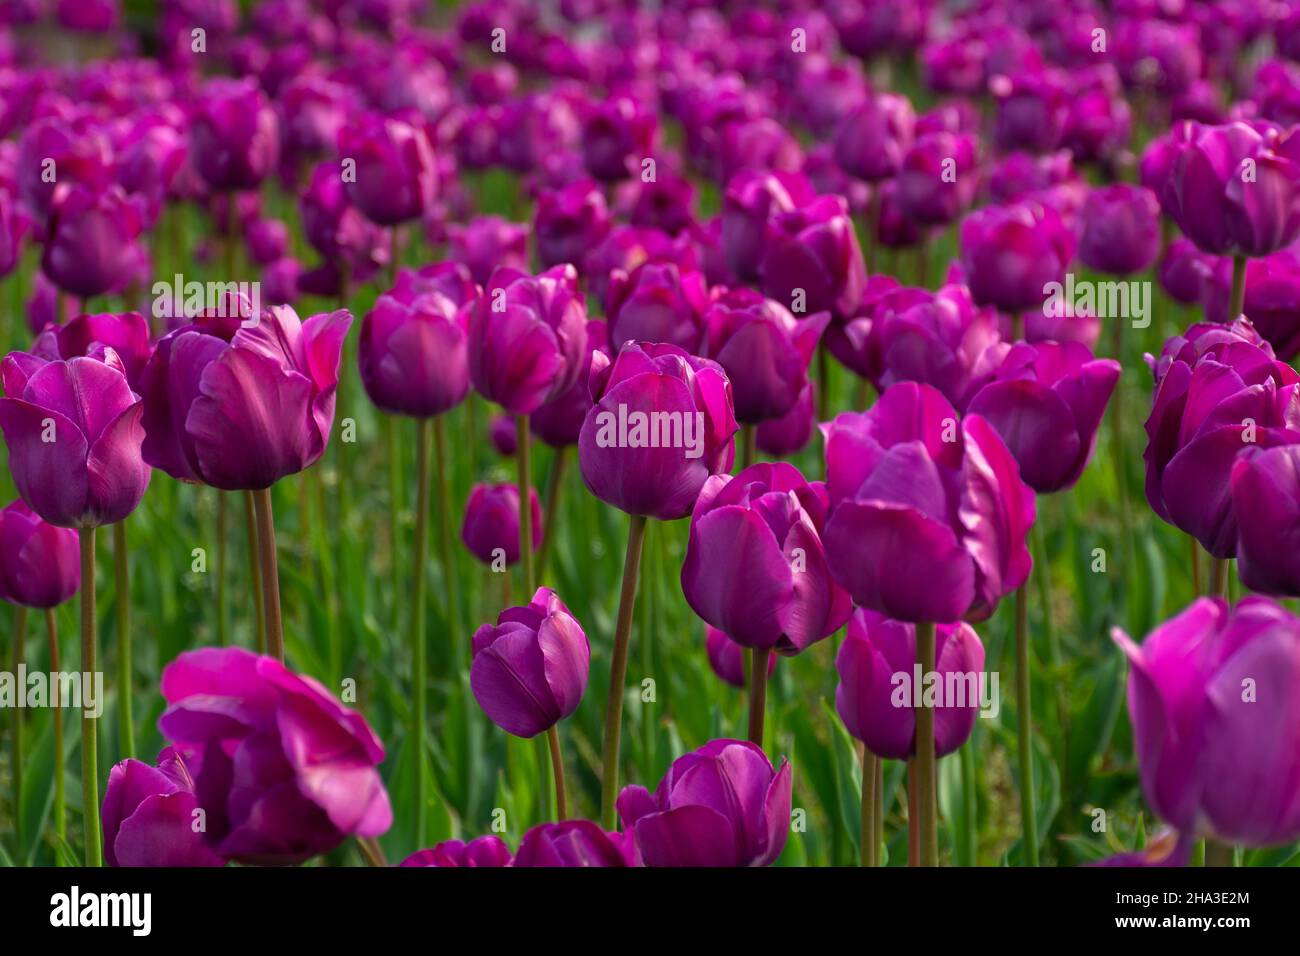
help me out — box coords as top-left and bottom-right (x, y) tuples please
(102, 748), (225, 867)
(339, 113), (438, 226)
(190, 78), (280, 191)
(0, 499), (79, 608)
(461, 482), (542, 567)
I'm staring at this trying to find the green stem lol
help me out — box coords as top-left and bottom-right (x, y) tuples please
(547, 725), (567, 820)
(1205, 841), (1235, 867)
(599, 513), (649, 830)
(860, 744), (878, 867)
(740, 423), (756, 471)
(79, 529), (101, 867)
(1015, 584), (1039, 866)
(45, 608), (64, 844)
(516, 416), (535, 599)
(411, 418), (432, 841)
(747, 646), (770, 746)
(9, 606), (27, 859)
(216, 492), (227, 647)
(915, 620), (938, 866)
(817, 346), (830, 423)
(1229, 254), (1247, 320)
(960, 741), (977, 866)
(1210, 556), (1230, 599)
(252, 488), (284, 662)
(537, 446), (567, 582)
(243, 491), (266, 655)
(113, 521), (133, 759)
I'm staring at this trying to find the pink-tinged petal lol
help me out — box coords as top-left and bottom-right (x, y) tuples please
(187, 348), (316, 490)
(966, 380), (1081, 492)
(634, 805), (741, 867)
(113, 792), (225, 867)
(777, 518), (848, 653)
(616, 784), (660, 831)
(85, 400), (150, 526)
(536, 611), (590, 721)
(959, 415), (1035, 619)
(755, 758), (792, 866)
(102, 759), (176, 867)
(2, 351), (48, 397)
(0, 399), (90, 528)
(469, 625), (558, 737)
(933, 623), (984, 757)
(233, 305), (306, 373)
(301, 308), (352, 393)
(22, 356), (135, 447)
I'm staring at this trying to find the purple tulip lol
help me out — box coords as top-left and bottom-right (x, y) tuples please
(959, 200), (1074, 314)
(32, 311), (152, 390)
(605, 260), (711, 353)
(1158, 237), (1218, 306)
(759, 194), (867, 320)
(278, 74), (352, 168)
(17, 116), (114, 220)
(582, 95), (656, 182)
(714, 117), (804, 185)
(0, 499), (79, 608)
(578, 342), (737, 520)
(705, 625), (777, 690)
(243, 217), (289, 267)
(157, 647), (391, 864)
(101, 748), (225, 868)
(756, 381), (814, 457)
(1114, 17), (1203, 98)
(191, 78), (280, 191)
(531, 319), (609, 449)
(0, 351), (149, 529)
(139, 305), (350, 491)
(822, 382), (1035, 623)
(1078, 185), (1162, 276)
(399, 836), (513, 867)
(448, 215), (530, 286)
(616, 739), (791, 867)
(359, 264), (474, 419)
(0, 189), (29, 280)
(299, 160), (391, 277)
(470, 587), (588, 739)
(682, 462), (851, 653)
(1062, 66), (1133, 164)
(897, 131), (980, 227)
(490, 414), (517, 457)
(721, 169), (815, 283)
(1144, 319), (1300, 557)
(534, 179), (611, 271)
(339, 113), (438, 226)
(832, 94), (916, 183)
(585, 225), (698, 307)
(1113, 597), (1300, 846)
(461, 482), (542, 567)
(965, 338), (1120, 494)
(699, 289), (827, 424)
(621, 169), (697, 236)
(992, 70), (1070, 154)
(41, 185), (144, 300)
(514, 820), (630, 867)
(835, 608), (984, 759)
(467, 265), (589, 416)
(1201, 248), (1300, 359)
(1232, 445), (1300, 595)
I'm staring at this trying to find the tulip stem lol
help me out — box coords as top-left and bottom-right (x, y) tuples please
(112, 521), (134, 760)
(906, 760), (919, 866)
(740, 424), (756, 471)
(411, 417), (432, 841)
(1229, 254), (1247, 321)
(1190, 536), (1202, 595)
(546, 725), (567, 820)
(45, 608), (65, 844)
(817, 346), (830, 422)
(357, 835), (387, 867)
(216, 492), (227, 647)
(252, 488), (284, 662)
(747, 646), (770, 746)
(859, 743), (878, 866)
(537, 446), (568, 582)
(79, 529), (101, 867)
(9, 606), (26, 859)
(516, 416), (535, 599)
(243, 491), (266, 655)
(1209, 556), (1230, 599)
(1014, 584), (1039, 866)
(915, 620), (939, 867)
(599, 513), (649, 830)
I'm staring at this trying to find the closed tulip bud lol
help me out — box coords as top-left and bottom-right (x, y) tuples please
(616, 739), (792, 867)
(1078, 184), (1161, 276)
(835, 608), (984, 759)
(461, 482), (542, 567)
(705, 625), (777, 689)
(897, 131), (979, 226)
(470, 587), (589, 738)
(399, 836), (513, 867)
(339, 113), (438, 226)
(683, 462), (851, 653)
(243, 217), (289, 266)
(759, 194), (867, 320)
(534, 179), (611, 271)
(721, 169), (815, 283)
(823, 382), (1035, 622)
(467, 265), (588, 416)
(158, 647), (392, 864)
(101, 748), (225, 867)
(531, 319), (609, 449)
(700, 289), (828, 424)
(582, 94), (657, 182)
(448, 215), (530, 286)
(139, 305), (351, 491)
(959, 199), (1074, 314)
(1144, 320), (1300, 557)
(41, 184), (144, 300)
(756, 381), (814, 457)
(833, 94), (916, 183)
(992, 70), (1069, 154)
(0, 351), (149, 529)
(359, 265), (474, 418)
(191, 78), (280, 191)
(514, 820), (630, 867)
(0, 499), (79, 608)
(966, 340), (1120, 493)
(489, 414), (517, 456)
(606, 260), (710, 353)
(1114, 597), (1300, 846)
(579, 342), (737, 520)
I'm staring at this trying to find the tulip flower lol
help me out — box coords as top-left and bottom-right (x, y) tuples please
(339, 112), (438, 226)
(1200, 248), (1300, 360)
(759, 193), (867, 320)
(32, 311), (152, 389)
(966, 340), (1120, 494)
(534, 179), (611, 271)
(448, 215), (530, 286)
(959, 199), (1074, 318)
(721, 169), (814, 283)
(582, 95), (656, 182)
(399, 836), (513, 868)
(682, 462), (851, 741)
(833, 94), (916, 183)
(756, 381), (814, 457)
(705, 625), (777, 690)
(1231, 445), (1300, 596)
(513, 821), (630, 867)
(992, 70), (1069, 154)
(157, 647), (391, 864)
(897, 131), (980, 227)
(191, 78), (280, 192)
(41, 184), (144, 300)
(605, 260), (711, 353)
(461, 482), (542, 567)
(1159, 238), (1218, 306)
(616, 739), (791, 867)
(470, 588), (587, 817)
(101, 748), (225, 868)
(1114, 597), (1300, 850)
(1078, 184), (1161, 277)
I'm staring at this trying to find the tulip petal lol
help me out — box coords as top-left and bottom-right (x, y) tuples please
(0, 398), (89, 528)
(634, 805), (740, 867)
